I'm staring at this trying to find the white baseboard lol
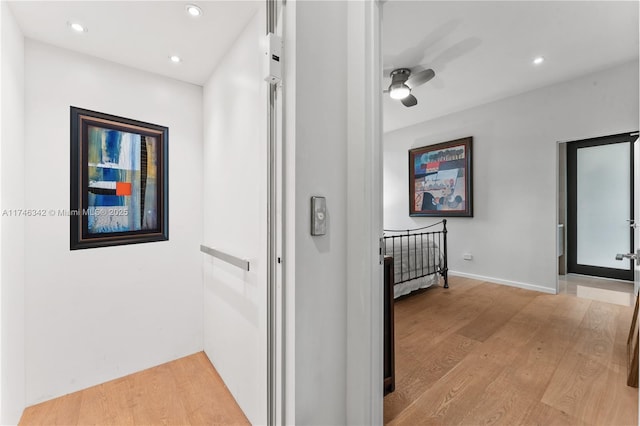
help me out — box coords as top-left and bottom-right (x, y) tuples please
(448, 270), (557, 295)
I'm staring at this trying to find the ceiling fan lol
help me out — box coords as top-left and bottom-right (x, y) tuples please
(384, 68), (435, 107)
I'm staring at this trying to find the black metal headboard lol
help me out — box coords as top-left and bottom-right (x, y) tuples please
(383, 219), (448, 288)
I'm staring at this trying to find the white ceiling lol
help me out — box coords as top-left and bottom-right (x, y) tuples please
(7, 1), (639, 129)
(8, 0), (261, 86)
(382, 1), (639, 132)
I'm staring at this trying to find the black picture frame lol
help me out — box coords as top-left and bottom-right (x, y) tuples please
(70, 107), (169, 250)
(409, 137), (473, 217)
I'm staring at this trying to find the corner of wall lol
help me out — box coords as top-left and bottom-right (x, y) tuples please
(0, 1), (26, 424)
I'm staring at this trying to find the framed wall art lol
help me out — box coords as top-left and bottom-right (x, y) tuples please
(409, 137), (473, 217)
(70, 107), (169, 250)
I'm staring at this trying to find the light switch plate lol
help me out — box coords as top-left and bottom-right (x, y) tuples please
(311, 196), (327, 236)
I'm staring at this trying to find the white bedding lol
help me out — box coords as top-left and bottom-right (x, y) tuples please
(384, 236), (442, 298)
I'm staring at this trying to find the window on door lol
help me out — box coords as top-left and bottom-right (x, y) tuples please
(567, 132), (636, 281)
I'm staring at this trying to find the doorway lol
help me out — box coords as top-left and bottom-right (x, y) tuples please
(566, 132), (637, 281)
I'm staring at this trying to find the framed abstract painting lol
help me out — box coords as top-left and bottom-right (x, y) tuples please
(70, 107), (168, 250)
(409, 137), (473, 217)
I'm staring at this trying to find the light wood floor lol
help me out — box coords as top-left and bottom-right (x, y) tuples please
(18, 277), (638, 425)
(19, 352), (249, 426)
(385, 276), (638, 425)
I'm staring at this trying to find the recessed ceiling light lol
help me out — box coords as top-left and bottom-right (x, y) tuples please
(169, 55), (182, 64)
(533, 56), (545, 65)
(68, 22), (87, 33)
(185, 4), (202, 17)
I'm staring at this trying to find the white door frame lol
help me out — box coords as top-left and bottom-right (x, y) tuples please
(345, 1), (384, 424)
(277, 0), (383, 423)
(266, 1), (284, 424)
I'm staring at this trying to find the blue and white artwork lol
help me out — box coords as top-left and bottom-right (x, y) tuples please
(86, 126), (158, 234)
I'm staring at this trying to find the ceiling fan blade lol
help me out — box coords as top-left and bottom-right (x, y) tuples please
(401, 94), (418, 107)
(406, 69), (435, 89)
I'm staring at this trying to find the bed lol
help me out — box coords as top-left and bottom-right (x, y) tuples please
(383, 220), (449, 395)
(383, 220), (449, 298)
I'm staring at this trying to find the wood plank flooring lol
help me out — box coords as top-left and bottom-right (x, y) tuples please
(19, 352), (249, 426)
(385, 276), (638, 426)
(18, 277), (637, 425)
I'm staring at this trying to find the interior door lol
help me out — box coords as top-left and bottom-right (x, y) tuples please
(610, 134), (640, 288)
(567, 133), (636, 281)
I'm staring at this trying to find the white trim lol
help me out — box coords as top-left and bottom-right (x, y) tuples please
(0, 3), (4, 419)
(345, 1), (383, 424)
(282, 1), (296, 423)
(449, 270), (557, 294)
(270, 2), (285, 423)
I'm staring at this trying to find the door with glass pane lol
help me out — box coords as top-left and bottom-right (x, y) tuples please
(567, 133), (635, 281)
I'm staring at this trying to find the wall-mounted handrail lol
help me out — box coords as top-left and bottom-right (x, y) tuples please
(200, 244), (250, 272)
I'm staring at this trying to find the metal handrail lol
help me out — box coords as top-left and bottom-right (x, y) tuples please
(200, 244), (250, 272)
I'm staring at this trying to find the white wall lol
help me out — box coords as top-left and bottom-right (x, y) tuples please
(291, 1), (349, 422)
(23, 40), (203, 405)
(0, 2), (26, 424)
(282, 2), (384, 423)
(384, 60), (640, 293)
(202, 8), (267, 425)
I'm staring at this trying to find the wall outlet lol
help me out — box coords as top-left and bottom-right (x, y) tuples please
(463, 253), (473, 261)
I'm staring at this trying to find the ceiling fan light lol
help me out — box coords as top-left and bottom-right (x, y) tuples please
(389, 83), (410, 100)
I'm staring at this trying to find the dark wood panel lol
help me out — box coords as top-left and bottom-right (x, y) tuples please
(628, 295), (639, 387)
(384, 256), (395, 395)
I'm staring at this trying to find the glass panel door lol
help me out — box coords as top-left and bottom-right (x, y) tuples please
(567, 133), (635, 281)
(576, 142), (630, 269)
